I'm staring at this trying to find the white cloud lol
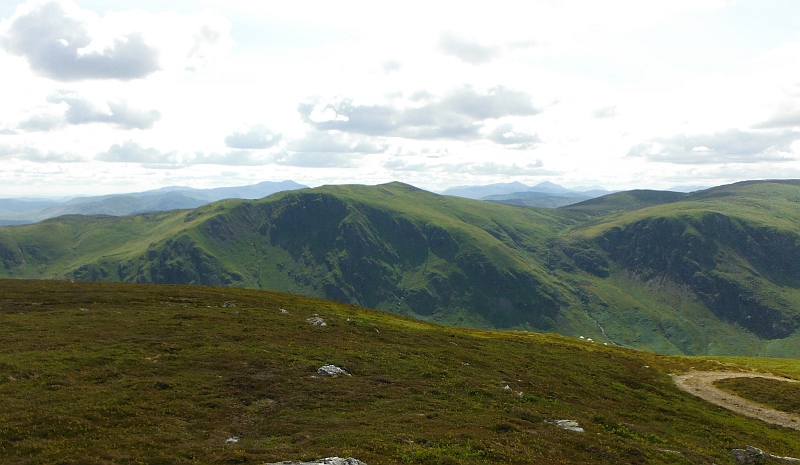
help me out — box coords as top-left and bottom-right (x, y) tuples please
(17, 113), (62, 131)
(96, 141), (177, 164)
(299, 86), (540, 141)
(225, 125), (282, 149)
(192, 150), (267, 166)
(4, 1), (800, 195)
(754, 110), (800, 129)
(0, 144), (82, 162)
(382, 60), (402, 73)
(0, 1), (160, 81)
(383, 158), (548, 177)
(438, 32), (500, 64)
(592, 106), (617, 119)
(270, 151), (357, 168)
(308, 107), (349, 123)
(487, 124), (541, 150)
(628, 129), (800, 164)
(287, 131), (387, 155)
(39, 91), (161, 130)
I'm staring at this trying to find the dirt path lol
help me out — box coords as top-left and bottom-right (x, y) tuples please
(672, 371), (800, 430)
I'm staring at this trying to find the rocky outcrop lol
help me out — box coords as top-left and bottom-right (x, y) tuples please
(555, 419), (584, 433)
(318, 365), (350, 377)
(307, 316), (327, 326)
(731, 446), (800, 464)
(266, 457), (367, 465)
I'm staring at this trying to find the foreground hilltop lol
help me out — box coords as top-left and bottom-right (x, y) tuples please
(1, 280), (799, 464)
(1, 180), (800, 356)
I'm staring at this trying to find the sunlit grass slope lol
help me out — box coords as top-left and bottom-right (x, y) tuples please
(2, 280), (800, 464)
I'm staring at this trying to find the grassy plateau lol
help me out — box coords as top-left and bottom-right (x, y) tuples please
(2, 280), (800, 464)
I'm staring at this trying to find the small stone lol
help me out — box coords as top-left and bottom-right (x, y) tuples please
(280, 309), (290, 315)
(555, 419), (585, 433)
(225, 436), (240, 444)
(223, 301), (236, 308)
(318, 365), (350, 377)
(503, 384), (512, 391)
(307, 317), (327, 326)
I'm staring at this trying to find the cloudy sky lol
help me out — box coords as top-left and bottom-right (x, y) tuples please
(2, 0), (800, 197)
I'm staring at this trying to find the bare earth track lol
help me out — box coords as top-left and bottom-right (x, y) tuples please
(672, 371), (800, 430)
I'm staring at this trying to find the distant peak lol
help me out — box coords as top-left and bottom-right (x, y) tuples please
(379, 181), (422, 190)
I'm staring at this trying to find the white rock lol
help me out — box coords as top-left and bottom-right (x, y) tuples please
(555, 419), (585, 433)
(264, 458), (368, 465)
(318, 365), (350, 377)
(307, 317), (327, 326)
(280, 309), (290, 315)
(225, 436), (240, 444)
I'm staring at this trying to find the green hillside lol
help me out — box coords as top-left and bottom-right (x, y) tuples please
(2, 180), (800, 357)
(0, 183), (579, 331)
(555, 180), (800, 355)
(2, 280), (800, 464)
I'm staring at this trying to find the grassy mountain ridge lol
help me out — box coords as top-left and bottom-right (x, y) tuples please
(189, 182), (577, 329)
(2, 180), (800, 356)
(557, 181), (800, 342)
(2, 279), (800, 464)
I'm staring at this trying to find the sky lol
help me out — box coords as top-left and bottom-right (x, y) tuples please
(2, 0), (800, 197)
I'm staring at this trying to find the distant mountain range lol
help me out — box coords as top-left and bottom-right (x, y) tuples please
(0, 180), (307, 226)
(441, 181), (708, 208)
(441, 181), (614, 208)
(1, 180), (711, 226)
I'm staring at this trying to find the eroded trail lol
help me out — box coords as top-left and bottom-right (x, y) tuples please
(672, 371), (800, 430)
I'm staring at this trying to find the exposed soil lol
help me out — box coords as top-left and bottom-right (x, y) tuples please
(672, 371), (800, 430)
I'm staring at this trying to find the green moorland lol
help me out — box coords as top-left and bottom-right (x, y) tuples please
(713, 377), (800, 414)
(2, 180), (800, 356)
(2, 279), (800, 464)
